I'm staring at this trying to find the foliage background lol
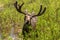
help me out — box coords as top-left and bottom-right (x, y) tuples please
(0, 0), (60, 40)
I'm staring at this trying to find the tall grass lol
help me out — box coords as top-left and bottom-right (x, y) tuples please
(0, 0), (60, 40)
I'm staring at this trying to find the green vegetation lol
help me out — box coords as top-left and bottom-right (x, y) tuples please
(0, 0), (60, 40)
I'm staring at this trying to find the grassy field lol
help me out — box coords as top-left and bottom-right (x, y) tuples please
(0, 0), (60, 40)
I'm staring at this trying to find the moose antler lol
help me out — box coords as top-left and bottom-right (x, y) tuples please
(32, 5), (46, 17)
(14, 1), (30, 15)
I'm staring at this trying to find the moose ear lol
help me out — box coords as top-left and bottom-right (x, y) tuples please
(24, 9), (28, 14)
(31, 11), (35, 16)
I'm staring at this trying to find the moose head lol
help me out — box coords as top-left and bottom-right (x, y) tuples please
(14, 1), (46, 30)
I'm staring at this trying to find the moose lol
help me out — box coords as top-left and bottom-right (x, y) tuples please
(14, 1), (46, 37)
